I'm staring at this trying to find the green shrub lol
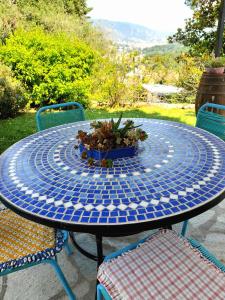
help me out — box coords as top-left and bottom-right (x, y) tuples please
(165, 92), (195, 104)
(0, 28), (96, 107)
(0, 64), (26, 119)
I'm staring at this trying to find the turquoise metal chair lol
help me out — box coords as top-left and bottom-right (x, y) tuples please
(35, 101), (85, 253)
(36, 102), (85, 131)
(36, 102), (85, 296)
(182, 102), (225, 236)
(97, 229), (225, 300)
(0, 208), (75, 300)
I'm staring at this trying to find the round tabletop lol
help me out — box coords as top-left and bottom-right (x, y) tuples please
(1, 119), (225, 236)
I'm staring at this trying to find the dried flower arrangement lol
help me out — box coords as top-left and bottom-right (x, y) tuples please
(75, 114), (148, 167)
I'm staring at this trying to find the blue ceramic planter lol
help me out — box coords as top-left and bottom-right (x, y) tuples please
(79, 143), (137, 160)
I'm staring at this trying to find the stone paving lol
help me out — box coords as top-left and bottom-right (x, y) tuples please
(0, 202), (225, 300)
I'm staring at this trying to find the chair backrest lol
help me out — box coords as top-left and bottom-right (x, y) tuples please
(196, 103), (225, 141)
(36, 102), (85, 131)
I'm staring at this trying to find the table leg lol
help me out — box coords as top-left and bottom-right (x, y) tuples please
(95, 234), (103, 300)
(165, 225), (172, 230)
(69, 232), (98, 261)
(96, 234), (104, 268)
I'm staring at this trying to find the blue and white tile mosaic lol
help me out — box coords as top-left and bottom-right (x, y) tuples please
(0, 119), (225, 226)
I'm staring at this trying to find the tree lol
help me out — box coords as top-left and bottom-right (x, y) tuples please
(2, 0), (91, 17)
(62, 0), (92, 17)
(0, 0), (92, 44)
(168, 0), (224, 56)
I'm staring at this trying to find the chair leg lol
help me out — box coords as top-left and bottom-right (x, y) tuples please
(48, 259), (76, 300)
(181, 220), (189, 236)
(97, 284), (102, 300)
(65, 238), (74, 256)
(97, 284), (112, 300)
(62, 230), (74, 256)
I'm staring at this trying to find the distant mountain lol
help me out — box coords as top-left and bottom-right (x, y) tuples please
(92, 19), (170, 49)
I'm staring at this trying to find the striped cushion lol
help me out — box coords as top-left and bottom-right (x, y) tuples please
(0, 209), (64, 272)
(98, 230), (225, 300)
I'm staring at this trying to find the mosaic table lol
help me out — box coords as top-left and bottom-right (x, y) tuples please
(1, 119), (225, 263)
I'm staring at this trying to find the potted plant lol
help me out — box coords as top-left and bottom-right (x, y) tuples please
(75, 114), (148, 167)
(205, 57), (225, 74)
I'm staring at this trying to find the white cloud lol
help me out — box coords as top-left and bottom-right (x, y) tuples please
(87, 0), (192, 32)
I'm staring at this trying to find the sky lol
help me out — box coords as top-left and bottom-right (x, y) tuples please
(87, 0), (192, 33)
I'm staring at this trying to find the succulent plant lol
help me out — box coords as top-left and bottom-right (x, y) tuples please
(76, 113), (148, 151)
(81, 151), (87, 159)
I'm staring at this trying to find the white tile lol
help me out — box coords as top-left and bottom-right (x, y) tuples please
(140, 201), (148, 208)
(132, 172), (141, 176)
(93, 174), (100, 178)
(106, 174), (114, 179)
(64, 201), (73, 208)
(198, 181), (206, 185)
(54, 200), (64, 206)
(161, 197), (170, 203)
(74, 203), (83, 210)
(71, 170), (78, 174)
(118, 204), (127, 210)
(63, 166), (70, 171)
(81, 172), (88, 177)
(96, 204), (105, 211)
(85, 204), (94, 211)
(129, 203), (138, 209)
(107, 204), (116, 211)
(46, 198), (55, 204)
(31, 193), (39, 198)
(155, 164), (161, 168)
(178, 191), (187, 196)
(186, 188), (194, 192)
(25, 190), (33, 195)
(151, 199), (159, 205)
(21, 187), (28, 191)
(193, 185), (200, 189)
(119, 174), (127, 178)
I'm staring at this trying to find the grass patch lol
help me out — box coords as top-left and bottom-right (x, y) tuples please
(0, 105), (196, 154)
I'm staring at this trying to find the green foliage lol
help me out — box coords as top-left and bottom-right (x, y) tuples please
(205, 56), (225, 67)
(61, 0), (92, 17)
(4, 0), (91, 18)
(142, 44), (188, 56)
(0, 0), (92, 45)
(90, 51), (147, 107)
(0, 1), (146, 109)
(0, 28), (96, 107)
(168, 0), (223, 56)
(175, 54), (205, 103)
(142, 52), (205, 104)
(0, 63), (26, 119)
(91, 60), (127, 107)
(176, 53), (204, 88)
(142, 53), (180, 85)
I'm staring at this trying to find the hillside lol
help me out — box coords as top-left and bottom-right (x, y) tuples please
(143, 44), (188, 55)
(92, 19), (170, 48)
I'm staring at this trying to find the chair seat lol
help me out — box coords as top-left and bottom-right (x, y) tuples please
(0, 209), (64, 273)
(98, 230), (225, 300)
